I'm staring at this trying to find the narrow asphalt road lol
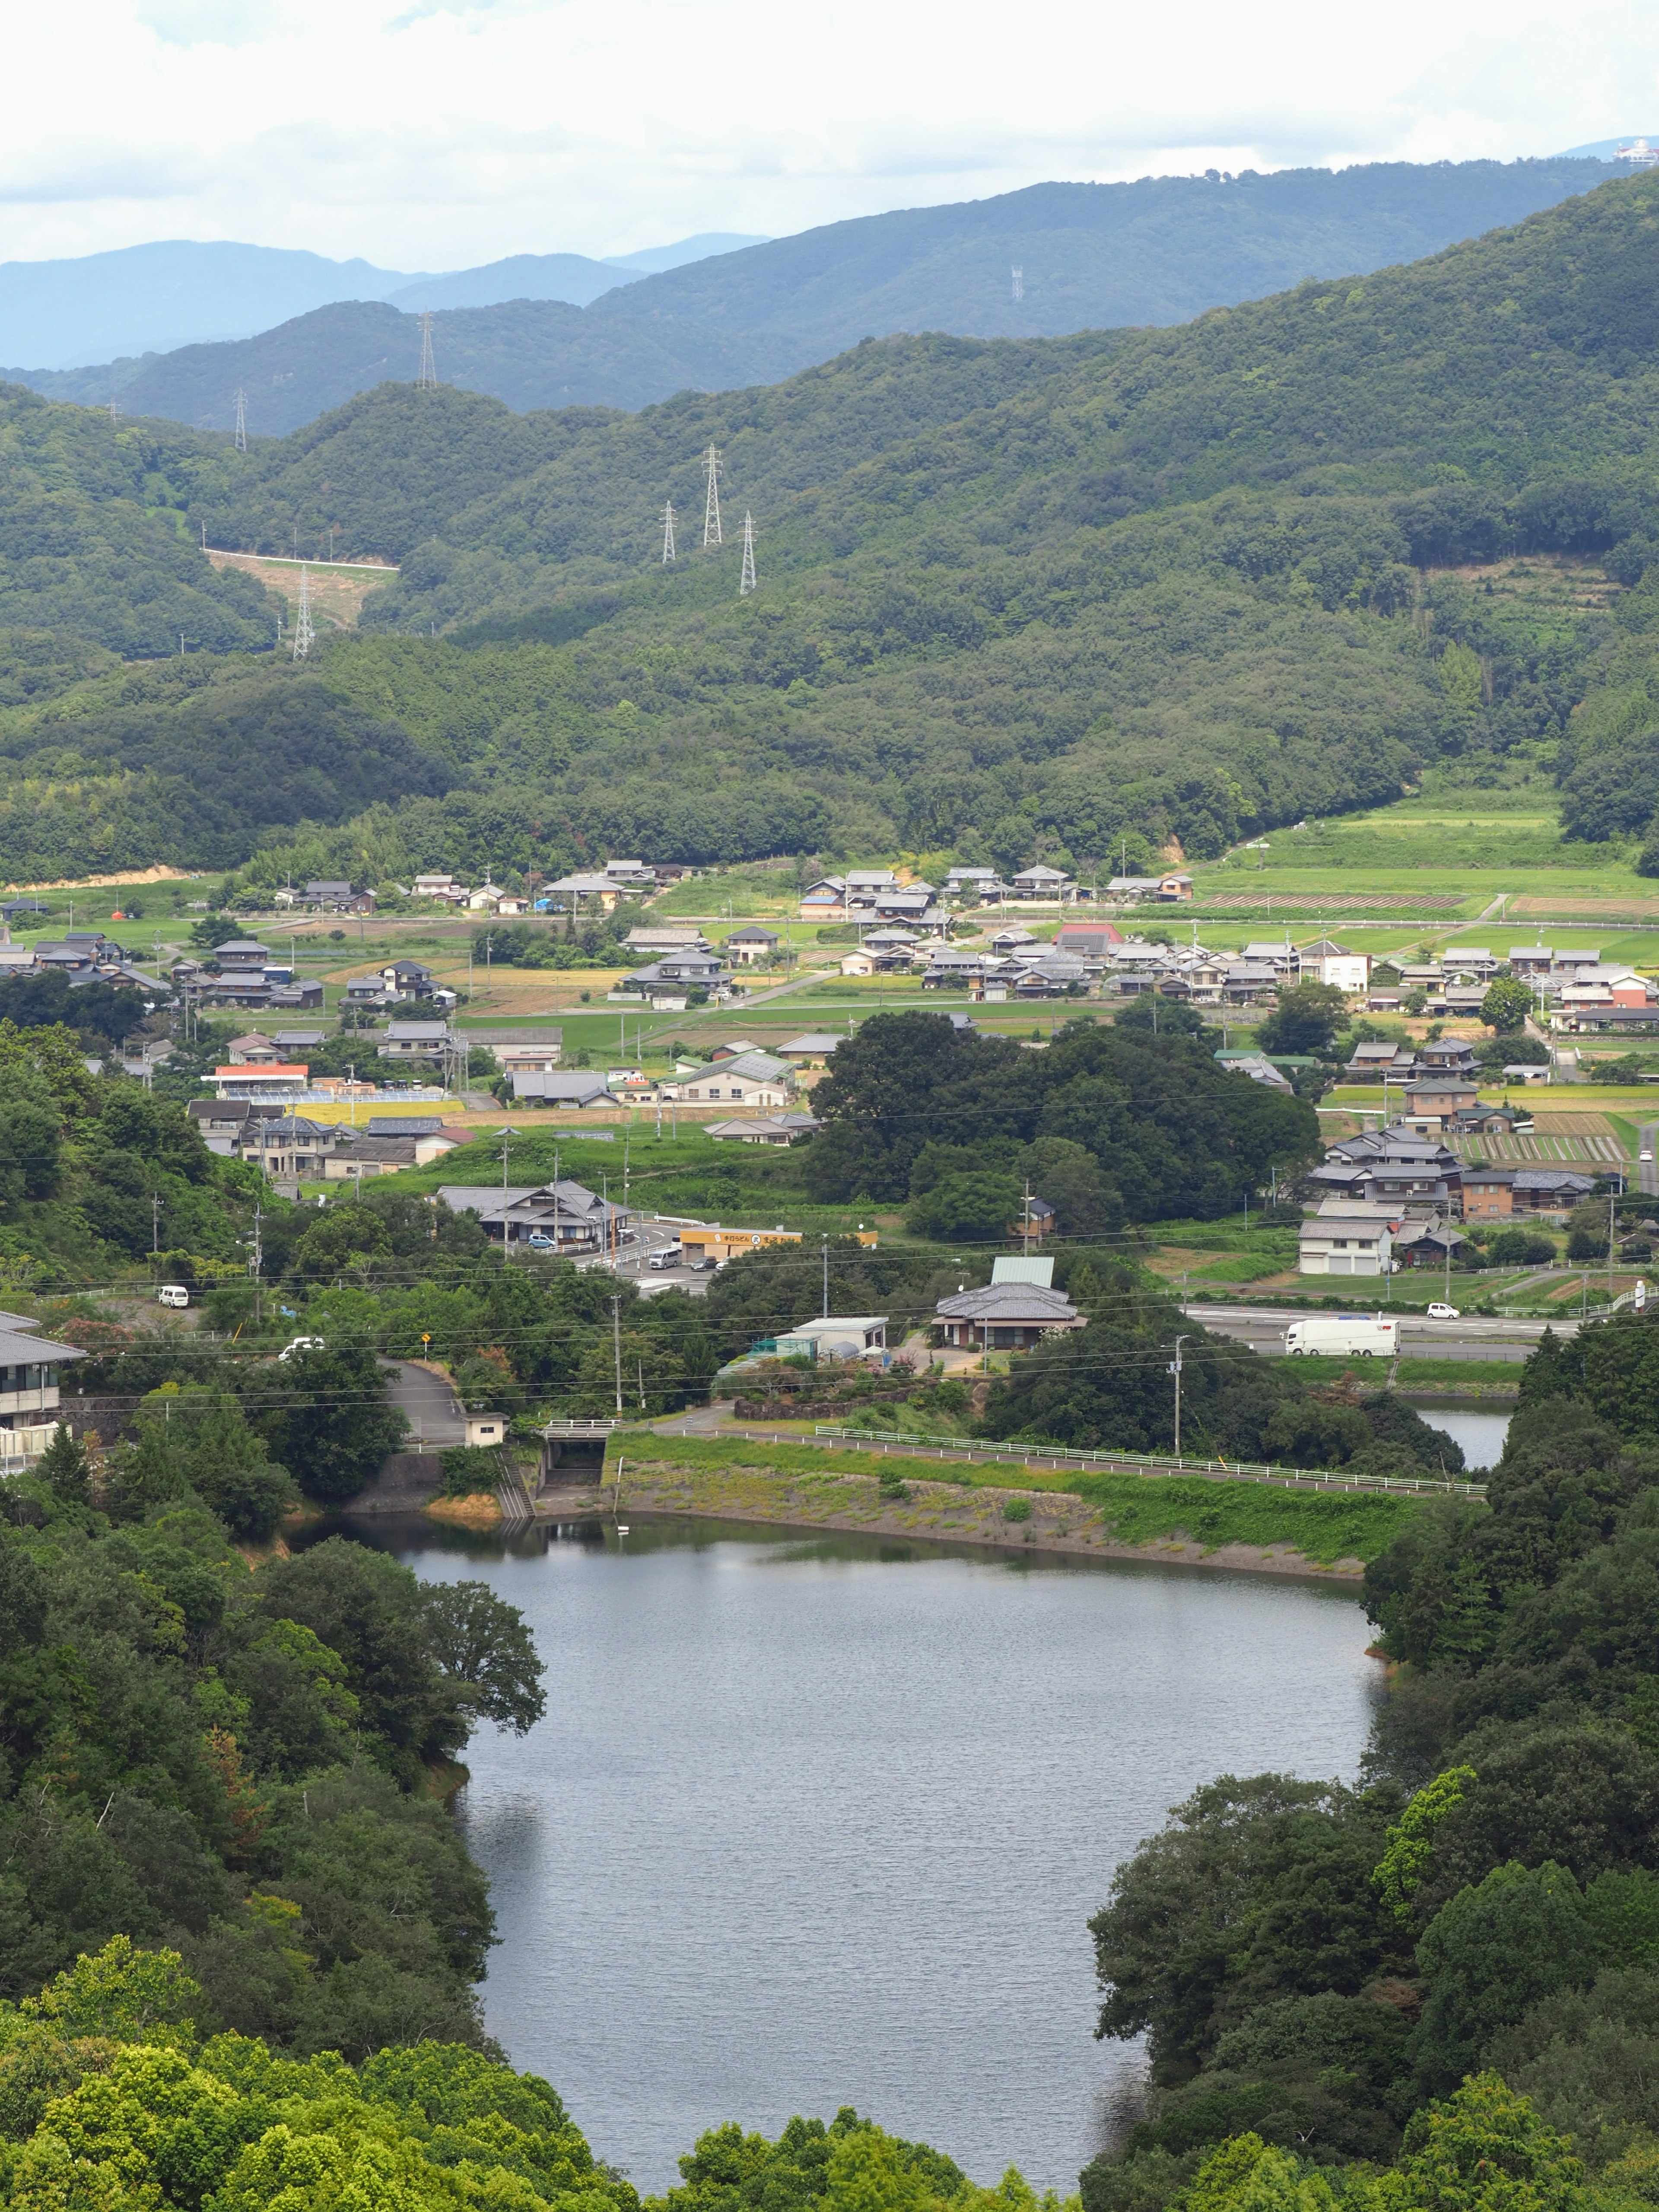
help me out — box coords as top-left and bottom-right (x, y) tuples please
(1184, 1303), (1576, 1363)
(1641, 1123), (1659, 1198)
(381, 1359), (467, 1447)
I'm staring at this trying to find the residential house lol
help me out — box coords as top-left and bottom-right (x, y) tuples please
(1220, 961), (1281, 1006)
(380, 960), (435, 1000)
(603, 861), (657, 890)
(1510, 946), (1554, 979)
(1449, 1103), (1516, 1138)
(1394, 1218), (1470, 1270)
(924, 949), (989, 989)
(1418, 1039), (1479, 1078)
(726, 926), (781, 965)
(243, 1115), (343, 1179)
(844, 869), (900, 909)
(1400, 1079), (1481, 1133)
(214, 940), (270, 973)
(625, 926), (711, 956)
(798, 875), (849, 919)
(671, 1050), (795, 1109)
(1444, 987), (1488, 1018)
(466, 884), (530, 915)
(377, 1020), (453, 1061)
(493, 1036), (564, 1077)
(1010, 863), (1074, 900)
(1553, 1003), (1659, 1036)
(1214, 1051), (1294, 1093)
(708, 1041), (760, 1060)
(187, 1100), (271, 1155)
(225, 1033), (284, 1065)
(991, 926), (1041, 954)
(1298, 1198), (1402, 1276)
(509, 1071), (620, 1107)
(1442, 947), (1497, 980)
(1297, 937), (1370, 993)
(273, 1029), (327, 1054)
(778, 1035), (840, 1068)
(705, 1113), (823, 1146)
(411, 873), (468, 903)
(1461, 1165), (1516, 1220)
(943, 866), (1007, 904)
(544, 872), (633, 912)
(1398, 965), (1447, 1001)
(1345, 1041), (1417, 1080)
(1243, 940), (1298, 973)
(1053, 922), (1124, 960)
(0, 1314), (83, 1463)
(275, 880), (374, 913)
(1007, 1195), (1057, 1240)
(1106, 872), (1194, 901)
(439, 1179), (631, 1251)
(1011, 952), (1090, 997)
(840, 951), (877, 976)
(267, 980), (325, 1013)
(324, 1133), (424, 1178)
(933, 1281), (1084, 1351)
(1512, 1168), (1599, 1215)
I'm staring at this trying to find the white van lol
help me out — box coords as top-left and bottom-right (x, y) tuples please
(158, 1284), (190, 1309)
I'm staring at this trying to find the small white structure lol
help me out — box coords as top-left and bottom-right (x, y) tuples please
(1298, 1199), (1402, 1277)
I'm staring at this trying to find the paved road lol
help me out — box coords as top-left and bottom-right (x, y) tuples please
(1184, 1303), (1576, 1364)
(1642, 1122), (1659, 1198)
(381, 1359), (467, 1446)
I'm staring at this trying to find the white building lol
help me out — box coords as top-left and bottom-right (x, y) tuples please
(1298, 1199), (1403, 1277)
(1297, 937), (1369, 993)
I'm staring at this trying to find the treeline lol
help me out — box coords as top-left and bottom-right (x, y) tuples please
(0, 1424), (542, 2041)
(1080, 1309), (1659, 2212)
(13, 179), (1659, 876)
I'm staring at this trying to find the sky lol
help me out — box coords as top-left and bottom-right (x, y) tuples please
(5, 0), (1659, 270)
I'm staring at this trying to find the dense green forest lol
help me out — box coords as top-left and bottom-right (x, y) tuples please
(1076, 1312), (1659, 2212)
(7, 172), (1659, 879)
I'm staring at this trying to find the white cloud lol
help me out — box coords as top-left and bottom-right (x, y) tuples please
(3, 0), (1659, 265)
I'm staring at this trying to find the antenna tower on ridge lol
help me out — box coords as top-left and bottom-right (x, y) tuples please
(1011, 266), (1023, 303)
(416, 311), (438, 390)
(702, 444), (723, 546)
(233, 388), (247, 452)
(739, 511), (756, 596)
(662, 500), (677, 563)
(290, 565), (314, 661)
(108, 396), (121, 427)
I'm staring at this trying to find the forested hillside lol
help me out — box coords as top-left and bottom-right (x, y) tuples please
(9, 159), (1616, 436)
(6, 171), (1659, 878)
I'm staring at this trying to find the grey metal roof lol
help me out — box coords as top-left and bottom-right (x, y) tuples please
(0, 1326), (83, 1364)
(934, 1283), (1079, 1322)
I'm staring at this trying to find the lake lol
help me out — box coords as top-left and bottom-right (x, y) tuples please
(1411, 1399), (1512, 1471)
(374, 1516), (1382, 2198)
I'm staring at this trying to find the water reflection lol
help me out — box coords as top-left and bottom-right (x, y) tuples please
(361, 1515), (1380, 2196)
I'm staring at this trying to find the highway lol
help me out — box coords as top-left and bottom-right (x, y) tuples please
(1183, 1303), (1573, 1363)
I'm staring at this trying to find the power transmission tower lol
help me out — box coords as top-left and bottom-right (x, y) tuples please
(662, 500), (677, 563)
(702, 444), (723, 546)
(233, 387), (247, 452)
(1011, 266), (1023, 303)
(416, 311), (438, 389)
(739, 510), (756, 595)
(290, 564), (314, 661)
(107, 395), (121, 426)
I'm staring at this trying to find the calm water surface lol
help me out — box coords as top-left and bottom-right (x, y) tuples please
(378, 1517), (1381, 2196)
(1411, 1400), (1512, 1471)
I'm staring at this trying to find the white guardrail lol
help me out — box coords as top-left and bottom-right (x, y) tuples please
(801, 1424), (1486, 1497)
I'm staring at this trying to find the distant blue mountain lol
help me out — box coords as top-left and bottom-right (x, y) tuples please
(1555, 135), (1659, 158)
(0, 232), (774, 371)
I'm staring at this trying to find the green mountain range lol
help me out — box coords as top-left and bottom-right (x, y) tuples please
(4, 169), (1659, 885)
(8, 160), (1618, 436)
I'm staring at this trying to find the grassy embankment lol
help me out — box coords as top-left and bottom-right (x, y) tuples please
(607, 1432), (1429, 1568)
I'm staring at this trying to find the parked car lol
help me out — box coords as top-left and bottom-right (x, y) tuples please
(526, 1233), (556, 1251)
(157, 1284), (189, 1309)
(1426, 1302), (1460, 1321)
(689, 1255), (718, 1272)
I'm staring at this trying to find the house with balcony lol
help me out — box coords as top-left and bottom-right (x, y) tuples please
(0, 1313), (83, 1463)
(1297, 937), (1370, 993)
(1298, 1199), (1403, 1276)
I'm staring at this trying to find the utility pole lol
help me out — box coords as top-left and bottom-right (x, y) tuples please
(822, 1234), (829, 1319)
(702, 444), (723, 547)
(151, 1193), (161, 1255)
(290, 564), (313, 660)
(662, 501), (677, 564)
(1611, 1189), (1618, 1304)
(611, 1295), (623, 1414)
(251, 1200), (264, 1328)
(1022, 1180), (1033, 1257)
(1169, 1335), (1187, 1459)
(739, 510), (756, 596)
